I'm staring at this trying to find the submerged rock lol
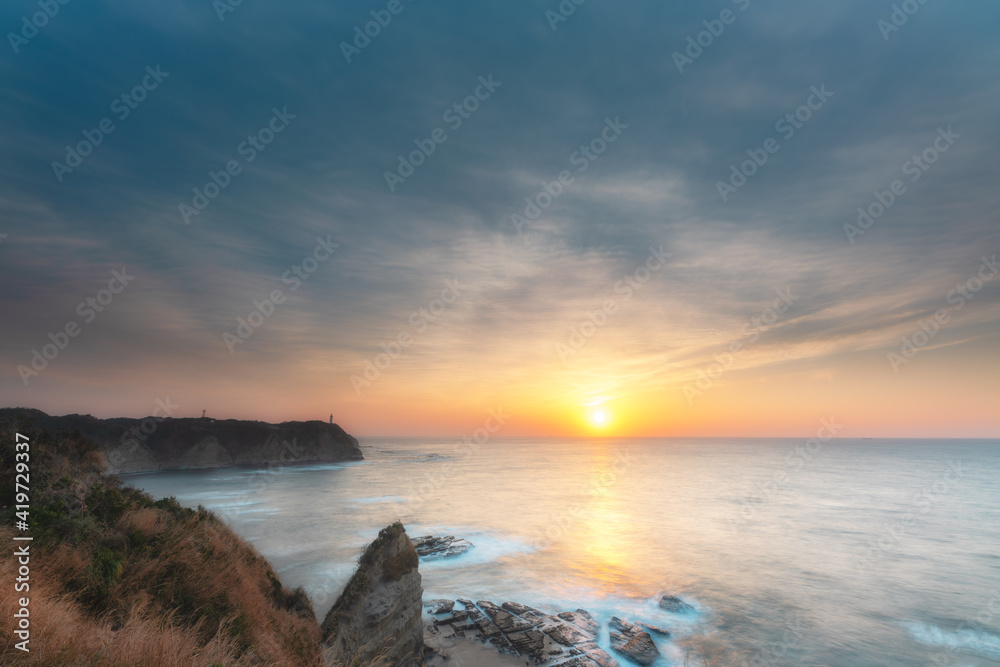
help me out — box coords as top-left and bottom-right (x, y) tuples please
(411, 535), (474, 558)
(638, 621), (671, 637)
(658, 594), (694, 613)
(618, 633), (660, 665)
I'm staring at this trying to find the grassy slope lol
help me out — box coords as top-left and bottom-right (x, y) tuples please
(0, 429), (322, 666)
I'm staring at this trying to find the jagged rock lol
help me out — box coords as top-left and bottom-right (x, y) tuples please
(321, 523), (422, 667)
(478, 601), (536, 634)
(609, 617), (640, 642)
(658, 594), (694, 613)
(619, 633), (659, 665)
(638, 621), (671, 636)
(495, 609), (536, 634)
(424, 599), (622, 666)
(507, 629), (546, 660)
(476, 600), (502, 615)
(575, 642), (619, 667)
(411, 535), (473, 558)
(476, 618), (503, 638)
(424, 598), (454, 614)
(558, 609), (599, 639)
(608, 617), (660, 665)
(546, 623), (588, 646)
(502, 601), (548, 626)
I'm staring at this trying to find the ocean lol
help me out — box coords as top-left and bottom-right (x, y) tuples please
(123, 437), (1000, 666)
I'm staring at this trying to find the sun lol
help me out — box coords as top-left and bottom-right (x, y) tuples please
(590, 409), (608, 427)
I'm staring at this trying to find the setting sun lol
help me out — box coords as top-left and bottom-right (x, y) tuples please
(591, 409), (608, 427)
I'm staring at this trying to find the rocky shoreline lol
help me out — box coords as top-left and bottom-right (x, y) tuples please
(330, 531), (695, 666)
(424, 599), (618, 666)
(423, 597), (684, 666)
(3, 410), (693, 666)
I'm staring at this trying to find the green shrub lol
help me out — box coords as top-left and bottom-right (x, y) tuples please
(152, 495), (194, 520)
(89, 547), (123, 588)
(86, 483), (130, 524)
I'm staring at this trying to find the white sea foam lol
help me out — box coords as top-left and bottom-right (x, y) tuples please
(903, 621), (1000, 661)
(411, 526), (538, 569)
(281, 461), (371, 472)
(420, 583), (701, 660)
(347, 495), (408, 504)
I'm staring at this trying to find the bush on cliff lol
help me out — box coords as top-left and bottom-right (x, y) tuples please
(0, 428), (322, 666)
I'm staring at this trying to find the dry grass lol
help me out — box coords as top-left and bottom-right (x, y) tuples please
(0, 550), (240, 665)
(0, 431), (323, 666)
(120, 506), (169, 537)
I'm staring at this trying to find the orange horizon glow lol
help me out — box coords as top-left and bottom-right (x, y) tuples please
(9, 299), (999, 440)
(18, 346), (999, 440)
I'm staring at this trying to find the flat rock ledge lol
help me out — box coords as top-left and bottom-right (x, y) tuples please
(424, 598), (669, 667)
(412, 535), (474, 559)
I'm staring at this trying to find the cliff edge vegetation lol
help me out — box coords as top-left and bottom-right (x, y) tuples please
(0, 427), (322, 665)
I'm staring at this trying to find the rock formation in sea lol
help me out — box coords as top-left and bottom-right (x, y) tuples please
(658, 594), (694, 613)
(608, 617), (660, 665)
(321, 522), (425, 666)
(0, 407), (363, 473)
(411, 535), (474, 558)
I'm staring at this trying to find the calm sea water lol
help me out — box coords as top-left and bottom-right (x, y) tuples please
(123, 437), (1000, 666)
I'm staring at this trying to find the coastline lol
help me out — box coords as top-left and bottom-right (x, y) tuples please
(0, 408), (363, 474)
(1, 413), (668, 666)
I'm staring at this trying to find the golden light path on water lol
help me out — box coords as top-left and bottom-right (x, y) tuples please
(123, 437), (1000, 665)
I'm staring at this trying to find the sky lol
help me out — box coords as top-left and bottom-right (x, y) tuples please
(1, 0), (998, 438)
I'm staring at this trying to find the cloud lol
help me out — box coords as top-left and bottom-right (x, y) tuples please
(1, 0), (998, 433)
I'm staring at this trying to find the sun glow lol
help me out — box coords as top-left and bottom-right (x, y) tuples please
(591, 409), (608, 427)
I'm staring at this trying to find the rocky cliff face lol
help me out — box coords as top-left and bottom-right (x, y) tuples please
(0, 408), (363, 473)
(321, 522), (424, 667)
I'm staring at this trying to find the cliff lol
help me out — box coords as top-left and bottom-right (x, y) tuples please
(0, 408), (363, 473)
(0, 429), (322, 665)
(0, 412), (431, 665)
(321, 522), (425, 666)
